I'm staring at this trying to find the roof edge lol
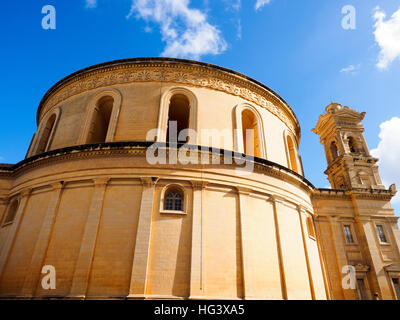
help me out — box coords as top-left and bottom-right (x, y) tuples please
(36, 57), (300, 135)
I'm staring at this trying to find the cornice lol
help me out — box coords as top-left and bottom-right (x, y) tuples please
(0, 141), (314, 192)
(312, 188), (351, 200)
(312, 104), (365, 137)
(349, 188), (395, 201)
(37, 58), (300, 139)
(312, 187), (395, 201)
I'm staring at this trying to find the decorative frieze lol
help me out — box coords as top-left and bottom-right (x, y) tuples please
(38, 63), (299, 137)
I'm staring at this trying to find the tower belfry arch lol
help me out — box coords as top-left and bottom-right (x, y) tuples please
(313, 103), (385, 190)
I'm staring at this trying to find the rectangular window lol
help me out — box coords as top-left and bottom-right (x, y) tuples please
(393, 278), (400, 300)
(344, 225), (354, 244)
(306, 216), (316, 239)
(2, 200), (18, 226)
(376, 225), (388, 243)
(357, 278), (368, 300)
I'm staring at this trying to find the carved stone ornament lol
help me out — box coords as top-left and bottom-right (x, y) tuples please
(354, 264), (370, 273)
(38, 61), (300, 137)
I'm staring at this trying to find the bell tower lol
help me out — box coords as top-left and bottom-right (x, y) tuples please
(312, 103), (400, 301)
(313, 103), (385, 190)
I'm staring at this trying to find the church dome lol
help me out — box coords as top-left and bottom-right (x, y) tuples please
(0, 58), (327, 300)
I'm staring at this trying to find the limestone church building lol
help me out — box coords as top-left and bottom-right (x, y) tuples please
(0, 58), (399, 300)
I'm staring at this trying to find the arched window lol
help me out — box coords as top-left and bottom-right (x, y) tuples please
(157, 88), (198, 144)
(164, 187), (184, 211)
(286, 135), (298, 173)
(86, 96), (114, 144)
(79, 90), (122, 145)
(234, 104), (266, 159)
(36, 114), (56, 154)
(3, 199), (18, 226)
(241, 110), (261, 157)
(330, 141), (339, 160)
(166, 94), (190, 143)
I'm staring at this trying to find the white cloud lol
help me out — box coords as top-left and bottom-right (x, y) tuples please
(371, 117), (400, 203)
(237, 18), (242, 40)
(373, 6), (400, 70)
(86, 0), (97, 9)
(127, 0), (227, 60)
(224, 0), (241, 12)
(255, 0), (271, 11)
(221, 0), (242, 40)
(233, 0), (241, 12)
(340, 64), (360, 74)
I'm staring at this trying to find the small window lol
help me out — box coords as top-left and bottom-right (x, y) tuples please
(357, 278), (368, 300)
(393, 278), (400, 300)
(286, 135), (298, 173)
(306, 216), (316, 239)
(164, 188), (184, 212)
(376, 225), (388, 243)
(344, 225), (354, 244)
(2, 200), (18, 226)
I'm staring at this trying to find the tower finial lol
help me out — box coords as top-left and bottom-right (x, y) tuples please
(325, 102), (342, 113)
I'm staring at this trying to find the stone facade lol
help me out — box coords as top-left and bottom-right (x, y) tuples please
(312, 103), (400, 300)
(0, 58), (398, 300)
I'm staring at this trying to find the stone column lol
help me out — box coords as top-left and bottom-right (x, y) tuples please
(20, 182), (64, 297)
(127, 177), (158, 299)
(189, 181), (207, 299)
(68, 178), (109, 298)
(0, 188), (32, 279)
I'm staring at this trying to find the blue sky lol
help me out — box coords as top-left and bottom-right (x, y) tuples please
(0, 0), (400, 214)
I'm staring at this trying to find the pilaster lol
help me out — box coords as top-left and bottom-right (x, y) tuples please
(68, 178), (110, 298)
(297, 205), (316, 299)
(354, 214), (391, 299)
(0, 189), (32, 279)
(20, 182), (63, 297)
(236, 187), (251, 299)
(270, 195), (287, 300)
(326, 215), (351, 299)
(189, 181), (208, 299)
(127, 177), (158, 299)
